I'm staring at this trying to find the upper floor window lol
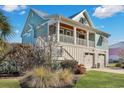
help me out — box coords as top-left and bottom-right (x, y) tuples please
(60, 29), (73, 36)
(30, 12), (34, 17)
(77, 32), (85, 39)
(79, 17), (87, 24)
(49, 24), (56, 35)
(97, 36), (103, 46)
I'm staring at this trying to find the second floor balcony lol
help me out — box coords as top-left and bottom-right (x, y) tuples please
(59, 33), (95, 47)
(49, 22), (99, 48)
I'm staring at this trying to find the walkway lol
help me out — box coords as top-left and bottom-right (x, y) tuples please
(88, 68), (124, 74)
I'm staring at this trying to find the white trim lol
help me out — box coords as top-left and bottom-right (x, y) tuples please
(56, 21), (60, 42)
(47, 22), (49, 41)
(74, 27), (77, 45)
(22, 24), (33, 37)
(86, 31), (89, 47)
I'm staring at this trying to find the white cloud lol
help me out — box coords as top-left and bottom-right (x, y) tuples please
(15, 30), (20, 34)
(93, 5), (124, 18)
(100, 25), (104, 28)
(1, 5), (27, 12)
(2, 5), (19, 12)
(20, 5), (27, 9)
(19, 11), (26, 15)
(96, 25), (105, 29)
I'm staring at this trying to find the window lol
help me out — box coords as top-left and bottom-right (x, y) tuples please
(79, 34), (85, 39)
(60, 28), (73, 36)
(71, 31), (73, 36)
(97, 36), (103, 46)
(79, 17), (87, 24)
(60, 29), (64, 34)
(64, 29), (67, 35)
(77, 32), (85, 39)
(67, 31), (71, 36)
(30, 12), (34, 17)
(49, 25), (56, 35)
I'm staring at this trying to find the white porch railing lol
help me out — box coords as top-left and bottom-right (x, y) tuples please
(60, 34), (74, 44)
(76, 38), (87, 46)
(89, 40), (95, 47)
(59, 34), (96, 47)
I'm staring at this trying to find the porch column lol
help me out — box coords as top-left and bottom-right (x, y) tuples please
(94, 33), (96, 48)
(56, 21), (60, 42)
(74, 27), (76, 45)
(87, 31), (89, 47)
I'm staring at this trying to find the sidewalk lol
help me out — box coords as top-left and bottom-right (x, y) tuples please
(88, 68), (124, 74)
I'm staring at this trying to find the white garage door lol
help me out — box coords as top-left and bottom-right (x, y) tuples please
(98, 54), (105, 68)
(84, 53), (94, 68)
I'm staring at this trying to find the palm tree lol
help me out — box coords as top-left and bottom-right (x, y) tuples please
(0, 11), (12, 57)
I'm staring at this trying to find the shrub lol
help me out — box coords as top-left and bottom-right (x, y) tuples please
(113, 60), (119, 63)
(20, 67), (59, 88)
(74, 64), (86, 74)
(60, 60), (78, 71)
(115, 63), (122, 67)
(52, 62), (61, 70)
(0, 61), (20, 75)
(0, 44), (45, 73)
(121, 63), (124, 68)
(20, 67), (74, 88)
(57, 69), (74, 87)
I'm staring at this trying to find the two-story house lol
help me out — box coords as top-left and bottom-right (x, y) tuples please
(21, 8), (110, 68)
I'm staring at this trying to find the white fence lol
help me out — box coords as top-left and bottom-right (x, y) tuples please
(60, 34), (74, 44)
(89, 40), (95, 47)
(76, 38), (87, 46)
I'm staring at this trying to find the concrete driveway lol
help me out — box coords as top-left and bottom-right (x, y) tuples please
(88, 68), (124, 74)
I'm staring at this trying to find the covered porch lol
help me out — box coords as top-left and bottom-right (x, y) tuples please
(49, 21), (95, 47)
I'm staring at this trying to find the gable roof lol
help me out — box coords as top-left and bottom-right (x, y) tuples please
(21, 9), (50, 37)
(69, 10), (83, 19)
(31, 8), (49, 18)
(69, 10), (94, 27)
(21, 8), (110, 37)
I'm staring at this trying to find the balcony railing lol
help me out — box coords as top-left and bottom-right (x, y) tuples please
(76, 38), (87, 46)
(59, 34), (96, 47)
(89, 40), (95, 47)
(60, 34), (74, 44)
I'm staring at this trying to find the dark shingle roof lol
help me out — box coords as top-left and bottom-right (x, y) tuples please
(69, 10), (84, 19)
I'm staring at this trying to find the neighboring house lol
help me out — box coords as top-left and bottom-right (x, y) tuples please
(109, 42), (124, 62)
(21, 8), (110, 68)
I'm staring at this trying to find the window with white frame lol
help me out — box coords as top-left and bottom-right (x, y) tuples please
(77, 31), (85, 39)
(60, 29), (73, 36)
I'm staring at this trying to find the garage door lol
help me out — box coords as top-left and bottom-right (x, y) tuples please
(84, 53), (94, 68)
(98, 54), (105, 68)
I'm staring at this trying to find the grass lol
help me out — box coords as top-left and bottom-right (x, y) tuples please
(0, 78), (20, 88)
(75, 71), (124, 88)
(1, 71), (124, 88)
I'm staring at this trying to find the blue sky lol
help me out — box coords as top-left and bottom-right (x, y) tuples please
(0, 5), (124, 45)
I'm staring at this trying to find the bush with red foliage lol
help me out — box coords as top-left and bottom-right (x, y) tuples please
(74, 64), (86, 74)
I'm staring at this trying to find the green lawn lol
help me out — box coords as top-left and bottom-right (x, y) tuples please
(75, 71), (124, 88)
(1, 71), (124, 88)
(0, 78), (20, 88)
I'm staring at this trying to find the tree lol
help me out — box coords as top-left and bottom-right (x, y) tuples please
(0, 11), (13, 59)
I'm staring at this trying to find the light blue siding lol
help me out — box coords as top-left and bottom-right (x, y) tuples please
(22, 10), (49, 45)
